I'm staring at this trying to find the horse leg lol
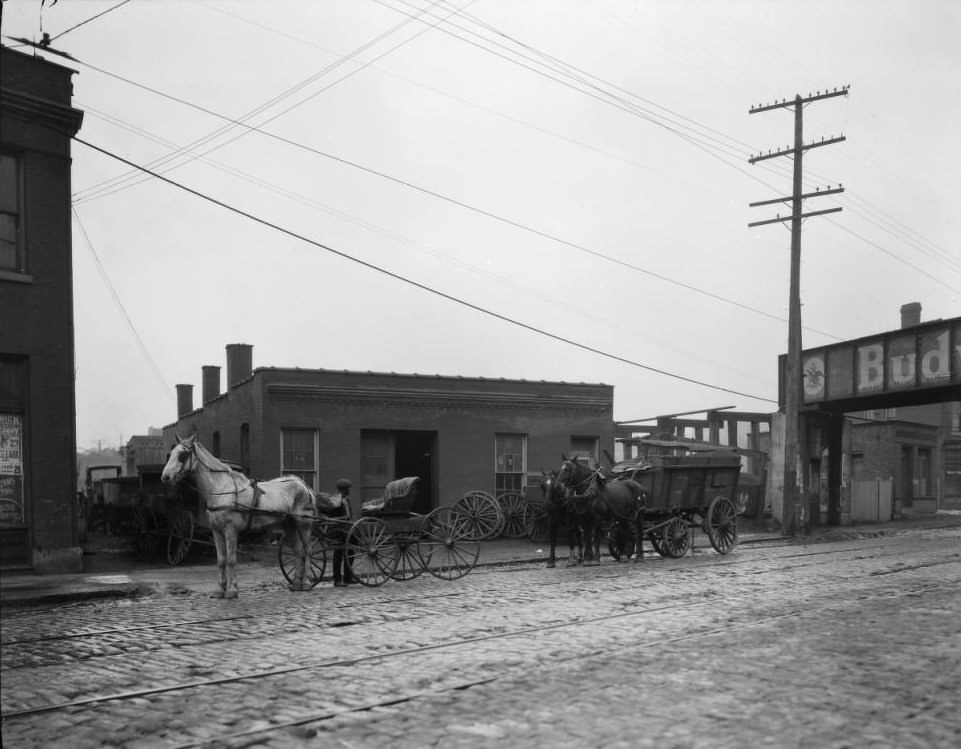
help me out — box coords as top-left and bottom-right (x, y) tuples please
(211, 527), (227, 599)
(634, 513), (645, 562)
(566, 514), (580, 567)
(546, 511), (556, 569)
(223, 524), (240, 599)
(290, 520), (310, 592)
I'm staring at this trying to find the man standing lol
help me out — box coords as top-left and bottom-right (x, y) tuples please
(331, 478), (356, 587)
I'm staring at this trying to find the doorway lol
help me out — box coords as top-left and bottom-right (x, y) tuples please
(360, 430), (435, 514)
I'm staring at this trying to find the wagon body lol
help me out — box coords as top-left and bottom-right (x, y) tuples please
(633, 453), (742, 514)
(608, 445), (743, 557)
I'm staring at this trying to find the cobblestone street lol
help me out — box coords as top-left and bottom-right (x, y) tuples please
(2, 528), (960, 748)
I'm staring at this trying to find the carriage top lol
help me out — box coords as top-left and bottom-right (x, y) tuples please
(361, 476), (420, 514)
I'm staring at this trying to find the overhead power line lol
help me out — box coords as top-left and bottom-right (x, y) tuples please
(74, 135), (777, 406)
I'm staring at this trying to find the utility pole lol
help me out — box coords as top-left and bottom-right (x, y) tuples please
(748, 86), (848, 536)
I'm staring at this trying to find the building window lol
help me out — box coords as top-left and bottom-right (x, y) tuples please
(945, 446), (961, 499)
(281, 428), (317, 490)
(570, 436), (599, 468)
(495, 434), (526, 494)
(0, 152), (24, 273)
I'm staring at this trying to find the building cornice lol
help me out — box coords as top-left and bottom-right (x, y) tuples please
(0, 86), (84, 135)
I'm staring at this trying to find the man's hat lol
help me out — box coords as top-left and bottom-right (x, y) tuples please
(335, 478), (352, 490)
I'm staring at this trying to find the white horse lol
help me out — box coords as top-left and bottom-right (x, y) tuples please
(160, 435), (317, 598)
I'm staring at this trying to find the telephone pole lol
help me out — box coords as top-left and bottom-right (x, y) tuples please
(748, 86), (848, 536)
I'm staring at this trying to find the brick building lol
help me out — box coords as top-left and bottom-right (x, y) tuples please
(164, 344), (614, 511)
(1, 47), (84, 571)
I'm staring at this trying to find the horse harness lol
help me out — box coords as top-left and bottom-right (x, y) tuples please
(176, 440), (266, 530)
(560, 459), (643, 521)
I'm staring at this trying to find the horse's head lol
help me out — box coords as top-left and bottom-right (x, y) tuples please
(161, 435), (197, 485)
(540, 470), (562, 503)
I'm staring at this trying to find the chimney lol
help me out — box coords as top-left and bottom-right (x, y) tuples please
(900, 302), (922, 329)
(225, 343), (253, 389)
(176, 384), (194, 418)
(202, 365), (221, 403)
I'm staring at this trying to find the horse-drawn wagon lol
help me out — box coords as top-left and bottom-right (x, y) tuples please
(547, 439), (742, 565)
(159, 436), (482, 596)
(277, 477), (482, 588)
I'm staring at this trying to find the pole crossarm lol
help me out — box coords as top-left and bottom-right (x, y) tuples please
(748, 135), (846, 164)
(748, 206), (842, 228)
(749, 87), (849, 114)
(749, 187), (844, 208)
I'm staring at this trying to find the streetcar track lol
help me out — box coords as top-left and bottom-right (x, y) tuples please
(167, 581), (957, 749)
(1, 541), (952, 655)
(4, 567), (957, 722)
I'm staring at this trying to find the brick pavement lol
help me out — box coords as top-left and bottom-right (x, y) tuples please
(2, 527), (959, 747)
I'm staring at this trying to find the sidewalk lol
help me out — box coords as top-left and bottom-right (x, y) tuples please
(3, 513), (960, 609)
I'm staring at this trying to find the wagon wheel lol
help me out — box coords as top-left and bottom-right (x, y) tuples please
(607, 520), (636, 561)
(390, 536), (427, 581)
(704, 496), (739, 554)
(523, 502), (548, 543)
(420, 507), (481, 580)
(453, 491), (502, 540)
(278, 531), (327, 588)
(660, 516), (690, 558)
(497, 492), (528, 539)
(131, 504), (160, 561)
(648, 528), (667, 557)
(346, 517), (398, 586)
(166, 509), (194, 565)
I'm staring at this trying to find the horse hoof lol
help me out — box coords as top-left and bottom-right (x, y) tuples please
(546, 561), (555, 569)
(209, 591), (225, 599)
(224, 591), (239, 600)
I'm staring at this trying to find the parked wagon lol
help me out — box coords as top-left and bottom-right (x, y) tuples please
(607, 439), (742, 558)
(278, 477), (482, 588)
(552, 439), (742, 563)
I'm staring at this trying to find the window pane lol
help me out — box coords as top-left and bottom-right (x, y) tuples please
(495, 434), (526, 494)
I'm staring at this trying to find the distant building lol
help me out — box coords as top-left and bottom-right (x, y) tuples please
(163, 344), (614, 511)
(1, 47), (84, 571)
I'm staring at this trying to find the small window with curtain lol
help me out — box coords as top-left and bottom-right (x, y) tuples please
(495, 434), (526, 494)
(0, 152), (25, 273)
(281, 428), (317, 490)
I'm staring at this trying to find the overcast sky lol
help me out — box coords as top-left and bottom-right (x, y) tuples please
(4, 0), (959, 450)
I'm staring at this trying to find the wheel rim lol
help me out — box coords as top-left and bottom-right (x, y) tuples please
(278, 533), (327, 588)
(453, 491), (502, 540)
(422, 508), (480, 580)
(523, 503), (548, 543)
(390, 539), (427, 581)
(705, 496), (739, 554)
(347, 518), (398, 586)
(660, 517), (689, 558)
(166, 510), (193, 565)
(497, 492), (528, 539)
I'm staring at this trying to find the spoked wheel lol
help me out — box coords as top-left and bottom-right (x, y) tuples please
(278, 532), (327, 588)
(648, 529), (667, 557)
(607, 520), (635, 561)
(453, 491), (502, 540)
(660, 516), (690, 558)
(704, 496), (739, 554)
(420, 507), (481, 580)
(390, 537), (427, 581)
(166, 509), (194, 565)
(523, 502), (548, 543)
(347, 517), (398, 586)
(497, 492), (528, 539)
(131, 504), (160, 561)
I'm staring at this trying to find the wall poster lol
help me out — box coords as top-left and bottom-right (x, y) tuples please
(0, 412), (24, 525)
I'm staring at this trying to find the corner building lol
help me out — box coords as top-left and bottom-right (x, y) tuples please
(1, 47), (84, 571)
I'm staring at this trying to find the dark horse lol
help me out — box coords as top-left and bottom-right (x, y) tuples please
(555, 457), (646, 565)
(540, 470), (585, 568)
